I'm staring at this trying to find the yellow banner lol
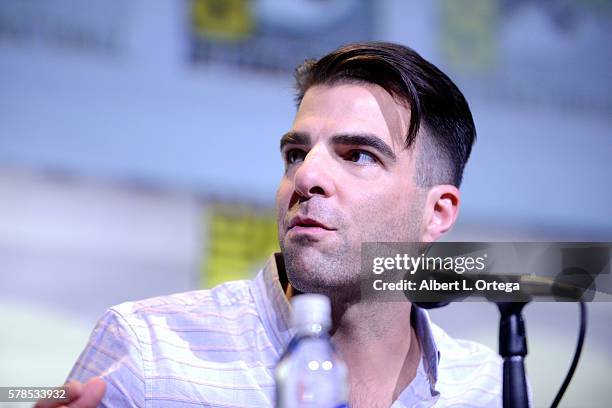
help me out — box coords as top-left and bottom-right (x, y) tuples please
(202, 204), (279, 288)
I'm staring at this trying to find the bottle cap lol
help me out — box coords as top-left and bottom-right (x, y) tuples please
(291, 294), (331, 330)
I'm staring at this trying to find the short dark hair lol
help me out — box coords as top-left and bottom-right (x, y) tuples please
(294, 41), (476, 187)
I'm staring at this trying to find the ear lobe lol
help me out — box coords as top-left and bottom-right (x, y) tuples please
(422, 185), (460, 242)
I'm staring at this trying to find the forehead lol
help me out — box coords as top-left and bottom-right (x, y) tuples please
(293, 83), (411, 149)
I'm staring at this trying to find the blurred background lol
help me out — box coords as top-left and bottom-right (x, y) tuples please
(0, 0), (610, 407)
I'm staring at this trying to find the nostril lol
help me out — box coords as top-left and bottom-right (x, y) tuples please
(309, 186), (325, 195)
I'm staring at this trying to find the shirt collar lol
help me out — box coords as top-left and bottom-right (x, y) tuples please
(253, 253), (441, 400)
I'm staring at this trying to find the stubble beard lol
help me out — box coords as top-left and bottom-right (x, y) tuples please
(280, 195), (424, 302)
(281, 234), (361, 300)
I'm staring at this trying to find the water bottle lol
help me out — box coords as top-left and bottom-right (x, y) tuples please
(275, 294), (349, 408)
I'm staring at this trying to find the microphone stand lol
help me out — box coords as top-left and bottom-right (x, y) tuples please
(416, 272), (586, 408)
(496, 302), (530, 408)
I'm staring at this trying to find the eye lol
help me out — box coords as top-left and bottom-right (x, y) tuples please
(284, 148), (307, 165)
(347, 150), (378, 164)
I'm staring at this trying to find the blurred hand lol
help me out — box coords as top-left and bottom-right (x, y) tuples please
(33, 377), (106, 408)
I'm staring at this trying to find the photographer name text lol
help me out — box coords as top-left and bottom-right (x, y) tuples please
(372, 278), (520, 293)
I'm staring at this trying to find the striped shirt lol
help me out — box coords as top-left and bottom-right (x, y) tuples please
(68, 254), (502, 407)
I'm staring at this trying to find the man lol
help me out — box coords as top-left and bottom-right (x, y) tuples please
(37, 42), (501, 407)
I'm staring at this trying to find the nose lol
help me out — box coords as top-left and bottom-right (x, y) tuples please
(293, 146), (336, 199)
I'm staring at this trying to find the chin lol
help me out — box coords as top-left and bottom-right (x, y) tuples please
(282, 246), (359, 295)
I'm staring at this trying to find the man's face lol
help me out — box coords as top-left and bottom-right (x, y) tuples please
(276, 83), (425, 296)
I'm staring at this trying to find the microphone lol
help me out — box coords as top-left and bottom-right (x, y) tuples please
(412, 269), (587, 309)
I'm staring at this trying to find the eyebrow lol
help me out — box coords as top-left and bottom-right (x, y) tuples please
(331, 134), (397, 162)
(279, 131), (397, 162)
(280, 131), (310, 151)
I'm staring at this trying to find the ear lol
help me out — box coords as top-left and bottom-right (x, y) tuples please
(421, 185), (460, 242)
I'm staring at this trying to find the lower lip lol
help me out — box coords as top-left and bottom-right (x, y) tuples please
(288, 226), (334, 235)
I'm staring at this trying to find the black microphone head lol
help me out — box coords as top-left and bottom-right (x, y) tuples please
(414, 301), (450, 309)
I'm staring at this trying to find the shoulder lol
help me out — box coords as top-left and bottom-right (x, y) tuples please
(430, 323), (502, 407)
(95, 278), (266, 351)
(109, 279), (257, 323)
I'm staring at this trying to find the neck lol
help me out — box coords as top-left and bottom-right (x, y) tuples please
(278, 256), (422, 406)
(330, 299), (421, 406)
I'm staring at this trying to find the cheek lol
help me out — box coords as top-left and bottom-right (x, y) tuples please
(275, 179), (292, 221)
(357, 180), (410, 213)
(275, 178), (291, 206)
(350, 183), (418, 238)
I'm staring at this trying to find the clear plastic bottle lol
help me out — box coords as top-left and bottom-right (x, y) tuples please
(275, 294), (349, 408)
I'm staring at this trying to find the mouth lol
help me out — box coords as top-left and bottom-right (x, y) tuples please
(287, 217), (335, 233)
